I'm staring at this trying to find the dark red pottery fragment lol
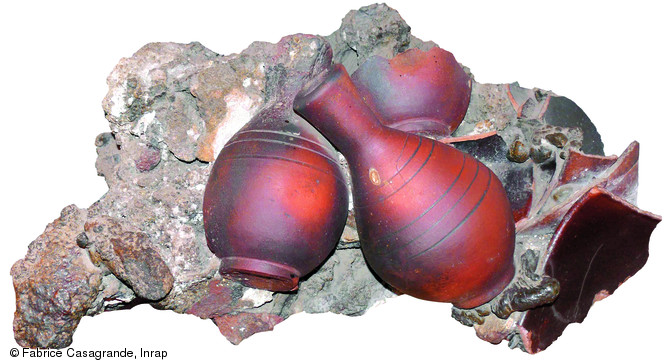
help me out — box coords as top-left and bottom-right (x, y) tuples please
(351, 47), (472, 137)
(559, 150), (617, 185)
(517, 142), (640, 234)
(203, 103), (349, 292)
(294, 64), (515, 308)
(517, 186), (661, 353)
(601, 141), (639, 202)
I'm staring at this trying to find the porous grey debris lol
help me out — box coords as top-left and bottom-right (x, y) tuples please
(326, 3), (435, 73)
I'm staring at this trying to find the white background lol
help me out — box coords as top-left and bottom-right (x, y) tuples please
(1, 0), (668, 359)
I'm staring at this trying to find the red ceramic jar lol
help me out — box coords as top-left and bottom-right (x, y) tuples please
(351, 47), (471, 137)
(203, 102), (349, 292)
(294, 64), (515, 308)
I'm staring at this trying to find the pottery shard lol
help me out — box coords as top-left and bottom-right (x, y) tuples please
(83, 216), (174, 301)
(517, 187), (661, 353)
(516, 141), (641, 233)
(11, 205), (103, 349)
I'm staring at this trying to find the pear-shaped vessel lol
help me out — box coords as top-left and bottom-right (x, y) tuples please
(294, 64), (514, 308)
(203, 102), (348, 292)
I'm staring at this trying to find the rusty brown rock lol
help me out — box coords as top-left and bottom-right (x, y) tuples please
(545, 132), (568, 148)
(83, 216), (174, 301)
(213, 313), (284, 345)
(507, 140), (530, 163)
(11, 205), (103, 348)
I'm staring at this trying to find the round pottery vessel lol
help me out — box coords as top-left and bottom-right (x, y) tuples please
(203, 102), (349, 292)
(351, 47), (472, 137)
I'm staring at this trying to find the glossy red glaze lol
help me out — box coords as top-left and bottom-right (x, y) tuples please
(518, 186), (661, 353)
(294, 65), (515, 308)
(203, 103), (349, 292)
(351, 47), (472, 137)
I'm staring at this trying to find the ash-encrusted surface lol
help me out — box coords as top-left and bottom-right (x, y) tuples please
(11, 3), (659, 353)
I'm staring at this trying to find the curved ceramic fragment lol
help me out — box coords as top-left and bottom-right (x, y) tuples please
(517, 141), (640, 233)
(351, 47), (471, 137)
(505, 83), (551, 120)
(559, 150), (617, 184)
(516, 186), (661, 353)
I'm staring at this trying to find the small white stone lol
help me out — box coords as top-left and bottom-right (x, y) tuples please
(109, 83), (127, 118)
(211, 89), (259, 156)
(132, 111), (156, 136)
(240, 288), (273, 307)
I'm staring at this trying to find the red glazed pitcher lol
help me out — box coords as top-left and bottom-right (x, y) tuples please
(294, 64), (515, 308)
(203, 102), (349, 292)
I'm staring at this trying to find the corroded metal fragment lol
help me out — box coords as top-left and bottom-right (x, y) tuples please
(517, 141), (641, 233)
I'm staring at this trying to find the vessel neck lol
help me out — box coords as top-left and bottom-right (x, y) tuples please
(293, 64), (385, 153)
